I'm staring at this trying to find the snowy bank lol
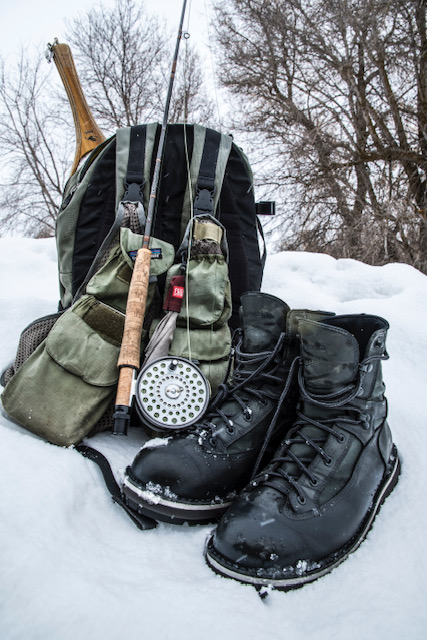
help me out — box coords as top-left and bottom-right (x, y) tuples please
(0, 237), (425, 640)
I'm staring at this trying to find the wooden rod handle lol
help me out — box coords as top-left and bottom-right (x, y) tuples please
(115, 247), (152, 406)
(50, 42), (105, 175)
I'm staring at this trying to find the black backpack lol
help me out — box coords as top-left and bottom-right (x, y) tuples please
(56, 123), (273, 327)
(1, 122), (274, 528)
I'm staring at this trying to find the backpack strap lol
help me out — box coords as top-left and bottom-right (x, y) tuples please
(115, 123), (158, 209)
(76, 444), (157, 530)
(123, 125), (147, 203)
(180, 125), (233, 239)
(73, 124), (160, 302)
(257, 216), (267, 273)
(193, 128), (222, 216)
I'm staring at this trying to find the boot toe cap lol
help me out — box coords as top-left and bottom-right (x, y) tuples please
(209, 488), (304, 571)
(128, 434), (250, 503)
(129, 435), (204, 497)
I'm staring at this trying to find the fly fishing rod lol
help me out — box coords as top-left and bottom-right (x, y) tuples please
(112, 0), (189, 435)
(46, 39), (106, 175)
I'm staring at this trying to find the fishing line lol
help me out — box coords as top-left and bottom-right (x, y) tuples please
(204, 0), (223, 131)
(178, 0), (224, 388)
(182, 11), (194, 366)
(204, 0), (224, 384)
(113, 0), (190, 435)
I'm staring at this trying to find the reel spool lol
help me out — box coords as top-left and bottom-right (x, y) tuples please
(135, 356), (210, 431)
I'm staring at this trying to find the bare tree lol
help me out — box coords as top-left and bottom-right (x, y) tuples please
(169, 46), (215, 125)
(214, 0), (427, 272)
(0, 53), (70, 236)
(0, 0), (214, 236)
(67, 0), (214, 133)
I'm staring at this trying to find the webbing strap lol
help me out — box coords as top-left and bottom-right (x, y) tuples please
(193, 128), (222, 215)
(76, 444), (157, 530)
(180, 126), (233, 239)
(257, 217), (267, 271)
(123, 125), (147, 203)
(115, 124), (157, 208)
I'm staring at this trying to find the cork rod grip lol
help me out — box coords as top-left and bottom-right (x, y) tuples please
(115, 367), (135, 408)
(51, 43), (105, 175)
(115, 247), (152, 406)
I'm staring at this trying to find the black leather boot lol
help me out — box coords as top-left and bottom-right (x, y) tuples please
(122, 292), (333, 524)
(206, 314), (400, 590)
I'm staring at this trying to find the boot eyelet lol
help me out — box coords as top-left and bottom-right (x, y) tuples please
(324, 456), (332, 466)
(209, 437), (217, 448)
(226, 425), (235, 434)
(361, 417), (370, 430)
(309, 477), (318, 487)
(244, 410), (253, 421)
(336, 434), (345, 443)
(297, 495), (307, 505)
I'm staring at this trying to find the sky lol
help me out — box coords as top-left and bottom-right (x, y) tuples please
(0, 0), (227, 161)
(0, 0), (210, 61)
(0, 0), (221, 128)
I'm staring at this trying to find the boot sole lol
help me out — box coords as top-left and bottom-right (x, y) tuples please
(205, 445), (401, 590)
(122, 474), (234, 525)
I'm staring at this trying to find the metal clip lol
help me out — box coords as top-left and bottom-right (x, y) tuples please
(45, 38), (58, 63)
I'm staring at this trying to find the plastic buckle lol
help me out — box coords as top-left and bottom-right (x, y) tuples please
(193, 187), (215, 214)
(123, 181), (144, 204)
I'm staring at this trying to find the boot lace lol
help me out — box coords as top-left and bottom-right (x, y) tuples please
(251, 351), (389, 504)
(196, 330), (294, 445)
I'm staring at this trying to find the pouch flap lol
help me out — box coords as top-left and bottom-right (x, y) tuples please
(165, 323), (231, 361)
(46, 302), (120, 387)
(166, 255), (230, 327)
(120, 227), (175, 277)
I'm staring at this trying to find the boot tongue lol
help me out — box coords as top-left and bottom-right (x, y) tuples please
(298, 318), (359, 391)
(266, 319), (360, 491)
(240, 292), (289, 353)
(264, 318), (360, 495)
(285, 309), (335, 336)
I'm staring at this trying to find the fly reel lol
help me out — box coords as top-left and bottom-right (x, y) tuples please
(135, 356), (210, 431)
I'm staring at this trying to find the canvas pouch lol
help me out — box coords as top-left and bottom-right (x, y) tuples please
(150, 215), (232, 394)
(1, 228), (175, 446)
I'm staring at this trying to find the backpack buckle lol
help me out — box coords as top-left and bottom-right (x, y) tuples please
(123, 180), (144, 204)
(193, 186), (215, 215)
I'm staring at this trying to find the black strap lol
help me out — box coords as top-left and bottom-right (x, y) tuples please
(76, 443), (157, 530)
(123, 125), (147, 203)
(193, 128), (222, 215)
(256, 217), (267, 272)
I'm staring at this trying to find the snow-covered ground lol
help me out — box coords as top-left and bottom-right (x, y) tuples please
(0, 237), (425, 639)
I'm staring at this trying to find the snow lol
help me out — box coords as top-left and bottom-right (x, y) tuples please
(1, 236), (426, 639)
